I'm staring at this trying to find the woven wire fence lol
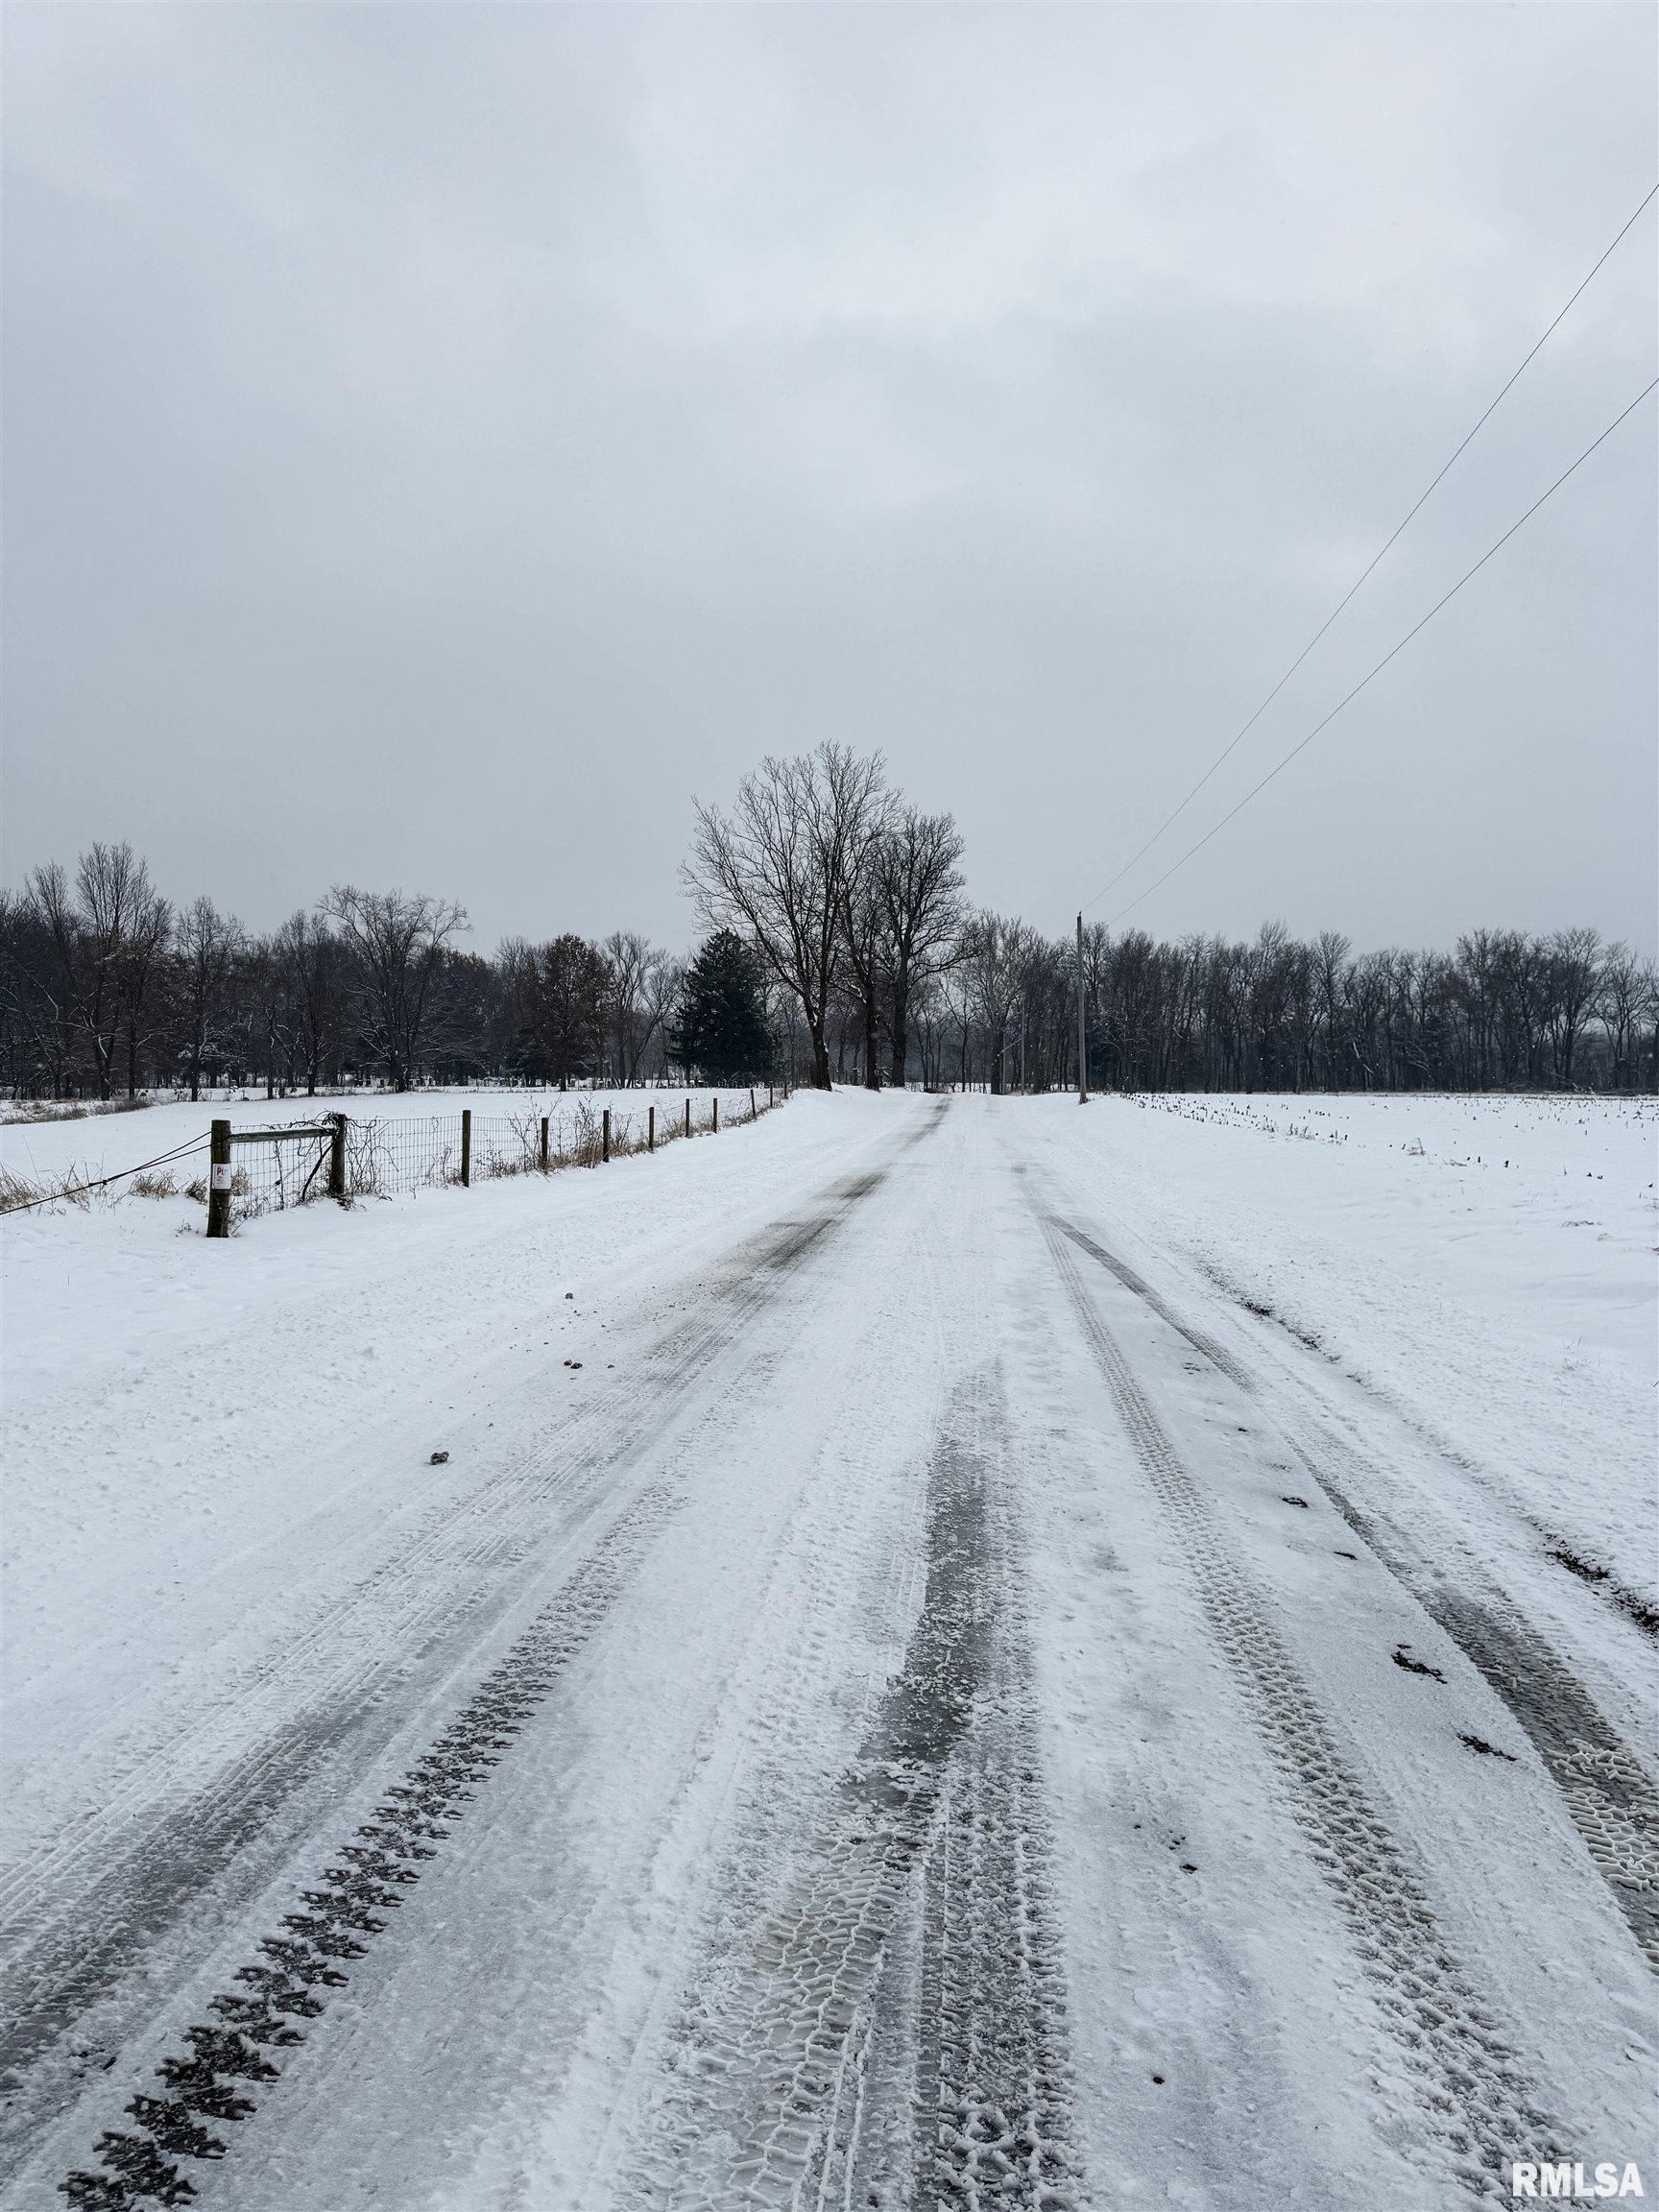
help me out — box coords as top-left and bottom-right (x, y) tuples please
(227, 1124), (337, 1221)
(463, 1094), (741, 1180)
(219, 1091), (773, 1224)
(344, 1115), (467, 1199)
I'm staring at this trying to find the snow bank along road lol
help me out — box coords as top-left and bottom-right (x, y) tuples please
(2, 1092), (1653, 2208)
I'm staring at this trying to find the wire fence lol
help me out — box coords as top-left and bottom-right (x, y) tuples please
(343, 1115), (467, 1201)
(0, 1089), (786, 1225)
(220, 1089), (781, 1226)
(225, 1124), (337, 1218)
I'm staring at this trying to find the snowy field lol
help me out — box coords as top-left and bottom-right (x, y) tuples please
(2, 1091), (1653, 2208)
(1092, 1090), (1656, 1608)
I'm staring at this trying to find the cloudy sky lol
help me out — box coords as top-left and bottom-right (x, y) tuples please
(5, 4), (1654, 955)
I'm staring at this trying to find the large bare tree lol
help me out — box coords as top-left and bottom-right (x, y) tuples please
(838, 849), (892, 1092)
(685, 743), (889, 1090)
(320, 885), (468, 1091)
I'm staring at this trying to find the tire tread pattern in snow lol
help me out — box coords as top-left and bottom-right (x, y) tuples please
(1043, 1213), (1564, 2203)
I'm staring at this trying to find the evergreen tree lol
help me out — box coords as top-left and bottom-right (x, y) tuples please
(670, 931), (771, 1082)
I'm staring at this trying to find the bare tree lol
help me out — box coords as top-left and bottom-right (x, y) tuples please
(838, 854), (891, 1091)
(685, 744), (889, 1090)
(320, 886), (468, 1091)
(1595, 943), (1653, 1091)
(1547, 926), (1603, 1088)
(602, 930), (679, 1084)
(274, 909), (349, 1095)
(0, 890), (73, 1097)
(965, 912), (1037, 1094)
(639, 950), (684, 1083)
(116, 877), (172, 1099)
(173, 896), (245, 1101)
(878, 808), (966, 1087)
(238, 932), (303, 1099)
(28, 843), (161, 1099)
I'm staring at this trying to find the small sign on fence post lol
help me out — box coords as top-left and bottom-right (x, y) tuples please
(460, 1109), (471, 1188)
(602, 1108), (612, 1165)
(206, 1118), (232, 1238)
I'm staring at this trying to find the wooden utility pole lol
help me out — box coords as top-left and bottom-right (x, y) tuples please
(207, 1118), (232, 1238)
(1076, 912), (1089, 1105)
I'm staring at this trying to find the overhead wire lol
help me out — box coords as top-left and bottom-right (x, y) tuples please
(1081, 180), (1659, 915)
(1098, 376), (1657, 931)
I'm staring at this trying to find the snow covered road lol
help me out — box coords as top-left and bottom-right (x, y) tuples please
(3, 1093), (1653, 2208)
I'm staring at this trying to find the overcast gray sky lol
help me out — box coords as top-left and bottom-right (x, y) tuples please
(4, 4), (1655, 956)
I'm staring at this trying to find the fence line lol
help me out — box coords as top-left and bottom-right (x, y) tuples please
(211, 1083), (788, 1232)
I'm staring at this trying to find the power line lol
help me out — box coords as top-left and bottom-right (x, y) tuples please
(1099, 377), (1657, 932)
(1082, 179), (1659, 914)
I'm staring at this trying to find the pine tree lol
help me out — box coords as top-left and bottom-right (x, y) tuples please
(670, 931), (771, 1083)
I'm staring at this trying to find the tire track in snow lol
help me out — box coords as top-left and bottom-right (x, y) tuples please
(1188, 1244), (1659, 1644)
(22, 1159), (910, 2205)
(1054, 1212), (1659, 1977)
(619, 1376), (1082, 2210)
(1283, 1424), (1659, 1975)
(1050, 1220), (1255, 1394)
(1042, 1212), (1564, 2201)
(58, 1479), (683, 2211)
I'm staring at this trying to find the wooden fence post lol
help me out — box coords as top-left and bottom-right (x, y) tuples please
(460, 1108), (471, 1188)
(207, 1118), (232, 1238)
(327, 1113), (347, 1201)
(602, 1108), (611, 1164)
(685, 1097), (691, 1139)
(540, 1116), (549, 1172)
(712, 1096), (719, 1134)
(749, 1087), (757, 1120)
(648, 1104), (656, 1153)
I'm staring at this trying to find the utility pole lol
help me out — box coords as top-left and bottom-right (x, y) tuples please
(1076, 912), (1089, 1104)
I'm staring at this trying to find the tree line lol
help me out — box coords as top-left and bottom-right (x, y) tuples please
(4, 752), (1652, 1099)
(0, 853), (701, 1100)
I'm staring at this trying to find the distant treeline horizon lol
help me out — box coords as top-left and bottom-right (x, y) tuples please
(4, 762), (1654, 1100)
